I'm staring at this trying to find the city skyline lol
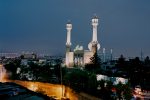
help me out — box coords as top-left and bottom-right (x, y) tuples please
(0, 0), (150, 57)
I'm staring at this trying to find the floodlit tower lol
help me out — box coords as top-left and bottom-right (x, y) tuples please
(88, 15), (100, 53)
(92, 16), (98, 42)
(65, 21), (74, 67)
(66, 22), (72, 52)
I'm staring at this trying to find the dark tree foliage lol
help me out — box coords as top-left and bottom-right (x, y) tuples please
(145, 56), (150, 65)
(115, 82), (124, 100)
(3, 57), (64, 83)
(87, 73), (98, 93)
(4, 59), (21, 80)
(123, 83), (133, 100)
(24, 58), (63, 83)
(28, 62), (39, 80)
(129, 57), (143, 86)
(20, 55), (24, 59)
(54, 58), (63, 82)
(90, 53), (101, 65)
(64, 69), (89, 91)
(37, 64), (52, 82)
(114, 82), (132, 100)
(97, 80), (113, 100)
(85, 52), (101, 73)
(115, 55), (127, 76)
(143, 56), (150, 88)
(115, 55), (150, 89)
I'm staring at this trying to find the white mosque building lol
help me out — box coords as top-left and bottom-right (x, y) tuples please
(65, 16), (101, 67)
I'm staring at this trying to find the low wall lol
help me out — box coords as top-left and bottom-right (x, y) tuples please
(10, 80), (101, 100)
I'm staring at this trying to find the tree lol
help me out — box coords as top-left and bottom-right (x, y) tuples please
(28, 62), (40, 80)
(85, 52), (101, 73)
(4, 59), (21, 80)
(106, 80), (113, 90)
(143, 56), (150, 89)
(20, 55), (24, 59)
(90, 53), (101, 66)
(123, 83), (132, 100)
(116, 55), (126, 74)
(115, 82), (124, 100)
(129, 57), (144, 86)
(97, 80), (113, 100)
(98, 79), (105, 89)
(87, 73), (98, 93)
(145, 56), (150, 65)
(64, 69), (88, 91)
(115, 82), (132, 100)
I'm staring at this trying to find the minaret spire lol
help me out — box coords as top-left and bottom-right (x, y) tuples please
(88, 15), (100, 52)
(66, 21), (72, 47)
(92, 15), (98, 42)
(65, 21), (73, 67)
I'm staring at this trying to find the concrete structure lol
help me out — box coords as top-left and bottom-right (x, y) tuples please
(96, 74), (128, 85)
(65, 16), (100, 67)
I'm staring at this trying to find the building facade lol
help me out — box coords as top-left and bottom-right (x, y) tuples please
(65, 16), (100, 67)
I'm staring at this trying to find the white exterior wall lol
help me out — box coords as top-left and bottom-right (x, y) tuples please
(97, 74), (128, 85)
(84, 51), (93, 64)
(66, 52), (74, 67)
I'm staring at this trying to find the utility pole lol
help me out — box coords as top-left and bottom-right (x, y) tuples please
(60, 65), (63, 98)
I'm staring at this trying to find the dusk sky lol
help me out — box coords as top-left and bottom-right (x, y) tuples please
(0, 0), (150, 57)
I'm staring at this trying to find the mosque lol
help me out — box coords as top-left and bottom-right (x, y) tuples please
(65, 16), (101, 67)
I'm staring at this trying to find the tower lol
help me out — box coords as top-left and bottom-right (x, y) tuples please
(66, 22), (72, 52)
(88, 15), (100, 53)
(65, 22), (74, 67)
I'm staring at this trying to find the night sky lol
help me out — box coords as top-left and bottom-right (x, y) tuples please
(0, 0), (150, 57)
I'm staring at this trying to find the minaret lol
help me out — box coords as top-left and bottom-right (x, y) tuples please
(65, 21), (73, 67)
(88, 15), (100, 53)
(66, 22), (72, 52)
(92, 16), (98, 42)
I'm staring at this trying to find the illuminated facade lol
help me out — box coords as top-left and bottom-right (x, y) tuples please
(65, 16), (100, 67)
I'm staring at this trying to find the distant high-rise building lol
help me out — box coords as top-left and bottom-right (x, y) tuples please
(21, 52), (37, 59)
(0, 53), (19, 58)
